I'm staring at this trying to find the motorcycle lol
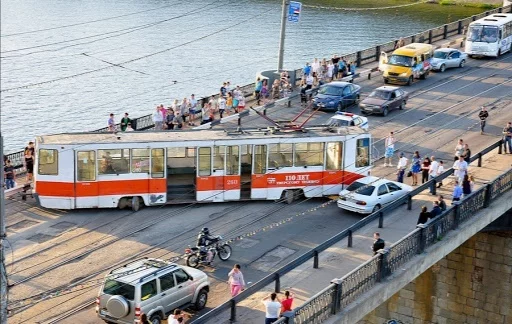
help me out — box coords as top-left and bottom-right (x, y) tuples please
(185, 235), (232, 268)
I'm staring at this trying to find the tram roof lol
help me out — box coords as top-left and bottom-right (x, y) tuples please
(37, 127), (368, 145)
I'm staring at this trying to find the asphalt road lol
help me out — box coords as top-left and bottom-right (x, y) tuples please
(4, 52), (511, 324)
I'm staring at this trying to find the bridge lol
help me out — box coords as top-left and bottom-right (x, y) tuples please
(2, 5), (512, 324)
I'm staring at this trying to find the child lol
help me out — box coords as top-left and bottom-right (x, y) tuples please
(237, 94), (245, 112)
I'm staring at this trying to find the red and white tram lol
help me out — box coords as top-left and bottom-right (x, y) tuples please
(33, 127), (372, 210)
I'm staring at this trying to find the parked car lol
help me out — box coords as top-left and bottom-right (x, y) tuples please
(96, 258), (210, 324)
(337, 176), (412, 214)
(312, 81), (361, 111)
(326, 112), (369, 131)
(359, 86), (409, 116)
(430, 48), (467, 72)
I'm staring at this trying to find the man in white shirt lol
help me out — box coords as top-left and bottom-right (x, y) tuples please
(436, 160), (445, 188)
(454, 138), (464, 161)
(453, 156), (468, 184)
(396, 152), (408, 183)
(429, 156), (439, 194)
(311, 58), (320, 75)
(152, 106), (164, 130)
(262, 293), (281, 324)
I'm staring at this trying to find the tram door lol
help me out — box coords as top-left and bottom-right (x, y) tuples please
(75, 150), (99, 208)
(224, 145), (241, 200)
(149, 148), (167, 204)
(323, 142), (345, 195)
(251, 145), (268, 199)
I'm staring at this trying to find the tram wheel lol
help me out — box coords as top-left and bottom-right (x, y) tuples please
(284, 190), (295, 204)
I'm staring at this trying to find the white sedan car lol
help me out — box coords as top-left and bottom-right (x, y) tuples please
(337, 176), (412, 214)
(326, 112), (369, 131)
(430, 48), (468, 72)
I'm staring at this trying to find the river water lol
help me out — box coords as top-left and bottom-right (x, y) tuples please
(0, 0), (488, 152)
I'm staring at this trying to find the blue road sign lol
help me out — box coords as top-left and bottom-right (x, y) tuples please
(288, 1), (302, 23)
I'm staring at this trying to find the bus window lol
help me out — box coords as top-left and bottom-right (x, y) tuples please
(295, 142), (324, 167)
(269, 143), (292, 168)
(151, 149), (165, 178)
(226, 146), (239, 175)
(254, 145), (267, 174)
(198, 147), (212, 176)
(355, 138), (370, 167)
(77, 151), (96, 181)
(38, 149), (58, 175)
(213, 146), (225, 171)
(131, 149), (150, 173)
(98, 149), (130, 175)
(326, 142), (343, 170)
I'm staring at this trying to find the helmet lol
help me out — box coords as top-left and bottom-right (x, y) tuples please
(201, 227), (209, 235)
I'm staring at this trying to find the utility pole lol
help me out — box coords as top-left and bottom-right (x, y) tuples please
(0, 134), (7, 324)
(277, 0), (289, 72)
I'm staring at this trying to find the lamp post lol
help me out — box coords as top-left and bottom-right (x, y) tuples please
(277, 0), (289, 72)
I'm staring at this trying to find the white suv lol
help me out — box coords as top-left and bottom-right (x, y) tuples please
(96, 258), (210, 324)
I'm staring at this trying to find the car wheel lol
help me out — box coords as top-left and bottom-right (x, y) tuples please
(406, 76), (413, 86)
(439, 64), (446, 72)
(150, 314), (162, 324)
(195, 289), (209, 310)
(399, 101), (405, 110)
(459, 60), (465, 68)
(382, 107), (388, 117)
(372, 205), (381, 213)
(497, 50), (501, 57)
(337, 102), (344, 112)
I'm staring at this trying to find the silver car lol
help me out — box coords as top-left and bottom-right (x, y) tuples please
(96, 258), (209, 324)
(430, 48), (468, 72)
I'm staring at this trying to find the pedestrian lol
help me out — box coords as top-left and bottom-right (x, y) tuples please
(220, 82), (227, 98)
(410, 151), (421, 186)
(218, 95), (227, 119)
(107, 113), (116, 132)
(452, 180), (463, 204)
(311, 58), (320, 75)
(227, 264), (245, 297)
(226, 92), (233, 115)
(331, 55), (340, 80)
(254, 77), (263, 105)
(395, 37), (405, 49)
(462, 174), (473, 197)
(327, 61), (334, 81)
(438, 195), (447, 211)
(384, 132), (395, 167)
(436, 160), (445, 188)
(166, 109), (175, 130)
(4, 160), (15, 189)
(120, 113), (131, 132)
(226, 81), (232, 93)
(462, 144), (471, 164)
(208, 96), (218, 115)
(372, 232), (385, 255)
(179, 98), (188, 124)
(125, 123), (134, 132)
(421, 156), (431, 184)
(261, 80), (269, 103)
(174, 112), (184, 129)
(428, 156), (439, 194)
(262, 293), (281, 324)
(168, 309), (189, 324)
(417, 206), (431, 225)
(350, 61), (356, 76)
(189, 94), (198, 126)
(453, 156), (468, 184)
(303, 62), (311, 77)
(503, 121), (512, 154)
(201, 104), (212, 125)
(396, 152), (408, 183)
(153, 106), (164, 130)
(430, 201), (442, 218)
(280, 290), (294, 317)
(140, 314), (151, 324)
(233, 87), (240, 112)
(237, 93), (246, 112)
(24, 141), (35, 182)
(478, 106), (489, 134)
(454, 138), (464, 161)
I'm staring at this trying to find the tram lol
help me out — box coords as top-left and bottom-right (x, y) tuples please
(33, 127), (372, 210)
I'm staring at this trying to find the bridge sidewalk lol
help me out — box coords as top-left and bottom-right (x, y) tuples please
(214, 145), (510, 323)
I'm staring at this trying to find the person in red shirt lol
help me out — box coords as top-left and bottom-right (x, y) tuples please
(280, 290), (294, 316)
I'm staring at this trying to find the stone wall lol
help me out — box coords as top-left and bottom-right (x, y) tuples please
(357, 232), (512, 324)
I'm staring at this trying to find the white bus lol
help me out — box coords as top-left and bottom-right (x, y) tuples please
(33, 127), (372, 210)
(465, 13), (512, 57)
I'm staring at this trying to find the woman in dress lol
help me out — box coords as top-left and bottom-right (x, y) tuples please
(410, 151), (421, 186)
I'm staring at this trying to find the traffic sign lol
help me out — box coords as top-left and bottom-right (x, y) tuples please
(288, 1), (302, 23)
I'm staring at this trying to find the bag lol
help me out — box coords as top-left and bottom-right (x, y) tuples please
(407, 171), (413, 178)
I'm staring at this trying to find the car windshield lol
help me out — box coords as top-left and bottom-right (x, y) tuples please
(328, 118), (350, 127)
(369, 90), (390, 100)
(318, 85), (340, 96)
(433, 51), (448, 59)
(346, 181), (375, 196)
(468, 25), (498, 43)
(103, 279), (135, 301)
(387, 54), (413, 67)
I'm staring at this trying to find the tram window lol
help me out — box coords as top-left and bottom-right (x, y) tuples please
(98, 149), (130, 175)
(151, 149), (165, 178)
(226, 146), (240, 175)
(187, 147), (196, 157)
(167, 147), (186, 158)
(213, 146), (225, 171)
(131, 149), (150, 173)
(198, 147), (212, 176)
(254, 145), (267, 174)
(77, 151), (96, 181)
(38, 149), (58, 175)
(326, 142), (343, 170)
(269, 143), (292, 168)
(355, 138), (370, 168)
(294, 142), (324, 167)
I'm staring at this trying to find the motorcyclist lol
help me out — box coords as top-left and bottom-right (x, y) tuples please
(196, 228), (219, 263)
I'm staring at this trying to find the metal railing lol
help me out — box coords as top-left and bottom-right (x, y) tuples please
(191, 139), (507, 323)
(6, 4), (511, 170)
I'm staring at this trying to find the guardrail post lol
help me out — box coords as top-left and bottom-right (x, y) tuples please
(498, 139), (503, 154)
(472, 15), (476, 21)
(452, 204), (460, 230)
(263, 108), (267, 116)
(313, 250), (319, 269)
(407, 194), (412, 210)
(377, 249), (389, 282)
(411, 35), (416, 43)
(483, 183), (492, 208)
(458, 21), (463, 34)
(378, 211), (384, 228)
(443, 25), (448, 39)
(417, 224), (426, 254)
(230, 299), (237, 323)
(330, 279), (343, 314)
(356, 51), (362, 67)
(478, 152), (482, 167)
(375, 46), (381, 62)
(428, 30), (433, 44)
(347, 230), (353, 247)
(498, 7), (502, 13)
(275, 273), (281, 293)
(237, 117), (242, 126)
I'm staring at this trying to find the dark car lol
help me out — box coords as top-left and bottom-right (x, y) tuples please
(312, 81), (361, 111)
(359, 86), (409, 116)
